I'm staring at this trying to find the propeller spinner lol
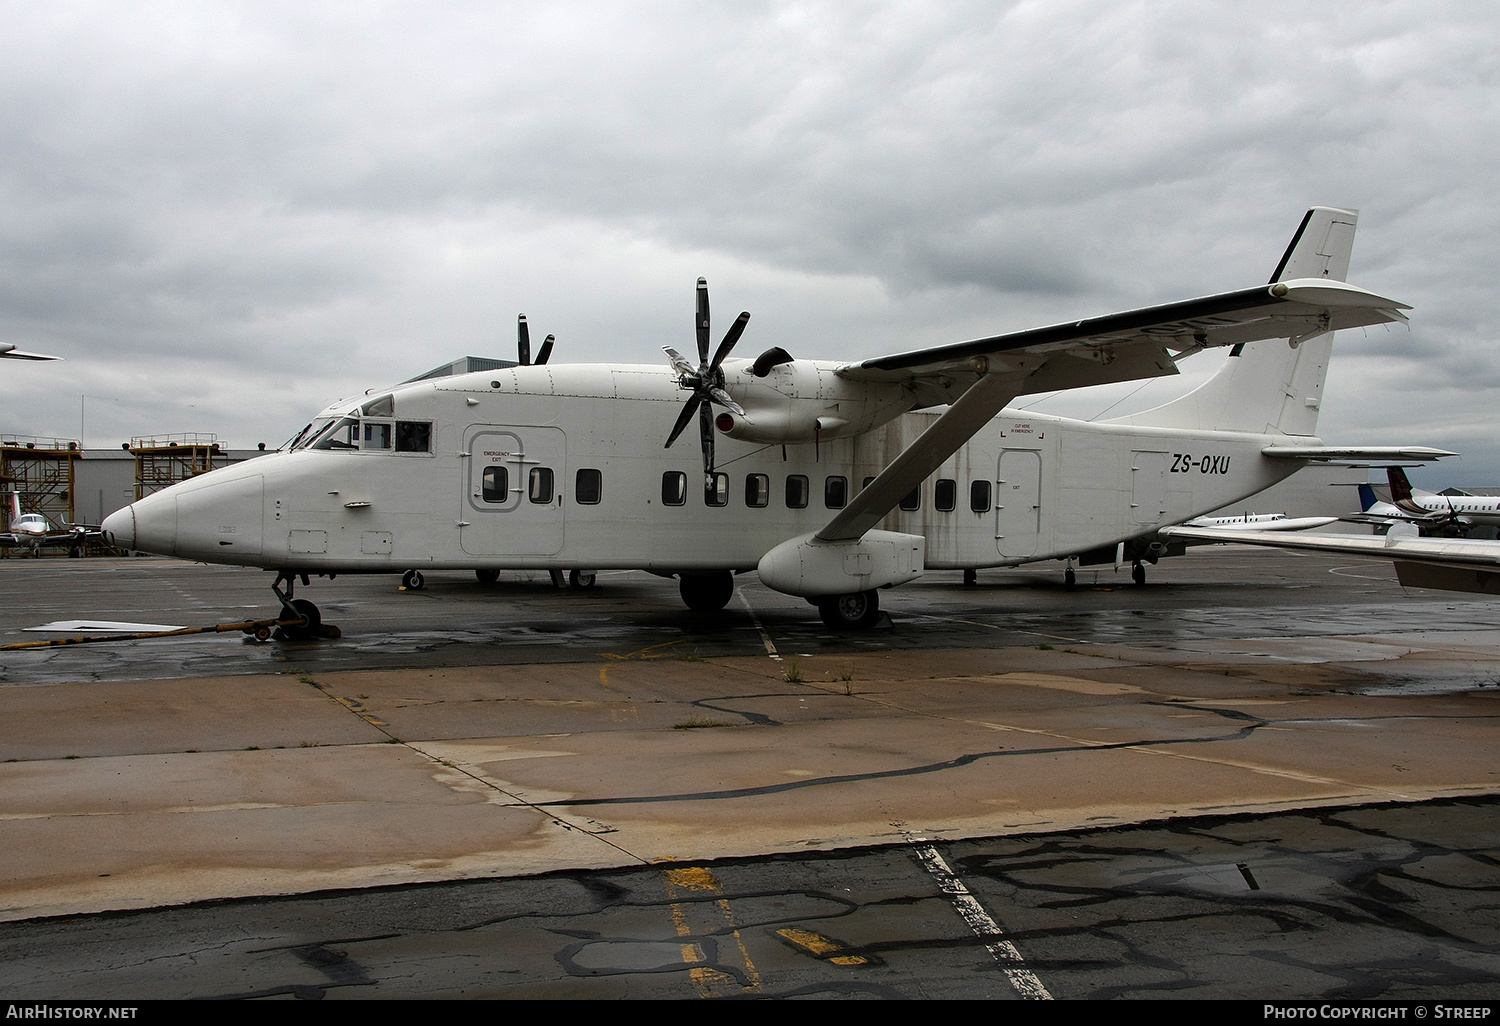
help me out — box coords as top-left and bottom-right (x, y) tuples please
(517, 315), (555, 366)
(663, 278), (749, 486)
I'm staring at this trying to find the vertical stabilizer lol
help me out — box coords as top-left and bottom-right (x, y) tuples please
(1105, 207), (1358, 437)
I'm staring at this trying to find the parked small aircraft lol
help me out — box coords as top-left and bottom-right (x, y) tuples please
(1353, 467), (1500, 533)
(101, 207), (1416, 635)
(1, 491), (100, 557)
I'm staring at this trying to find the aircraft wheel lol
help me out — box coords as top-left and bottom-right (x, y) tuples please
(282, 599), (322, 641)
(569, 569), (596, 589)
(679, 571), (733, 612)
(475, 569), (499, 585)
(401, 570), (425, 591)
(818, 590), (880, 630)
(963, 569), (977, 586)
(1065, 567), (1076, 589)
(1131, 561), (1146, 586)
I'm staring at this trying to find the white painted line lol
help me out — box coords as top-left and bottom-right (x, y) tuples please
(736, 591), (782, 661)
(910, 841), (1053, 1000)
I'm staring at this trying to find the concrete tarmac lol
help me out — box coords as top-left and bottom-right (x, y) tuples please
(0, 550), (1497, 997)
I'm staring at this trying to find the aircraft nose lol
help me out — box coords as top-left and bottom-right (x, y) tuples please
(101, 506), (136, 550)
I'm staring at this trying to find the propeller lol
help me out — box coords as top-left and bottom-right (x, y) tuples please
(662, 278), (749, 486)
(517, 315), (555, 366)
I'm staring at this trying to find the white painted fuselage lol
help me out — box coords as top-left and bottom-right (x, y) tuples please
(104, 360), (1305, 581)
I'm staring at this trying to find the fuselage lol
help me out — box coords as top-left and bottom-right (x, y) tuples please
(102, 361), (1309, 580)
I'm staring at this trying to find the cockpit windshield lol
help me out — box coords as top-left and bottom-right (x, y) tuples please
(287, 418), (336, 452)
(310, 416), (360, 451)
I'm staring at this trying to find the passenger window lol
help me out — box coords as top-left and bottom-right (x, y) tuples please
(824, 476), (847, 509)
(785, 475), (809, 509)
(662, 471), (687, 506)
(528, 467), (554, 504)
(705, 472), (728, 507)
(745, 474), (769, 508)
(970, 480), (992, 512)
(395, 421), (431, 453)
(362, 422), (392, 450)
(935, 478), (956, 512)
(575, 468), (602, 505)
(900, 487), (921, 511)
(481, 466), (509, 502)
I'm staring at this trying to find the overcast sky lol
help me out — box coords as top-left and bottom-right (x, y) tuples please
(2, 1), (1496, 489)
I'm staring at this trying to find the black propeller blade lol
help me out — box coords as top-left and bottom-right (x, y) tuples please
(517, 314), (556, 366)
(662, 278), (749, 485)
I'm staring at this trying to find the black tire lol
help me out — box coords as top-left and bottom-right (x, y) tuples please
(1131, 562), (1146, 586)
(402, 570), (425, 590)
(475, 569), (500, 585)
(283, 599), (322, 641)
(679, 571), (734, 612)
(569, 569), (596, 589)
(817, 590), (880, 629)
(1065, 567), (1076, 589)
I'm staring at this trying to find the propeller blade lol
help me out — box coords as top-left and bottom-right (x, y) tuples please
(518, 315), (531, 366)
(535, 334), (555, 365)
(708, 387), (744, 417)
(710, 311), (749, 371)
(695, 278), (710, 366)
(665, 396), (701, 449)
(699, 400), (715, 478)
(663, 346), (696, 379)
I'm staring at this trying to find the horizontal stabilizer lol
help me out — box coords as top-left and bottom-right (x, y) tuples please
(1261, 446), (1457, 464)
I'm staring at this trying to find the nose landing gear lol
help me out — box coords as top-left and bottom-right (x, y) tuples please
(271, 572), (339, 641)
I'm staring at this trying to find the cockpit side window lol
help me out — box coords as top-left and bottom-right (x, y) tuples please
(362, 422), (392, 450)
(395, 421), (432, 453)
(361, 395), (394, 417)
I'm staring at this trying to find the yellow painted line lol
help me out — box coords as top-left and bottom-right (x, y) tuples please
(775, 928), (869, 966)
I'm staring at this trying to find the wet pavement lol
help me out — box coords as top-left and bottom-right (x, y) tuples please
(0, 549), (1497, 999)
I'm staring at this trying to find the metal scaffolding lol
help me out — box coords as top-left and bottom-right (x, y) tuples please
(130, 433), (227, 500)
(1, 435), (81, 556)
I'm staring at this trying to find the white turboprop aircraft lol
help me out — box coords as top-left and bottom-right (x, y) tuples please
(102, 207), (1416, 636)
(1353, 467), (1500, 533)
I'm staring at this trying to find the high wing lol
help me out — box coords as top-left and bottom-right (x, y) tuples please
(0, 342), (61, 361)
(1160, 524), (1500, 597)
(816, 261), (1409, 541)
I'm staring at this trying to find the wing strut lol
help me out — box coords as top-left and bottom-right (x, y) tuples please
(816, 370), (1020, 543)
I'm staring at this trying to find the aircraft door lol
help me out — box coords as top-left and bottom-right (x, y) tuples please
(462, 427), (566, 556)
(996, 449), (1042, 558)
(1132, 451), (1169, 527)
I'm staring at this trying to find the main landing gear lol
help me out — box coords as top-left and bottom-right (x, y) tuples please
(817, 589), (881, 630)
(271, 572), (337, 641)
(1131, 559), (1147, 586)
(679, 570), (734, 612)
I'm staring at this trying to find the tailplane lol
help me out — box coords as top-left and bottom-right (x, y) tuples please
(1106, 207), (1358, 437)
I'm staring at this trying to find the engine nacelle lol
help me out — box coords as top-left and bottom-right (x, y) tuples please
(757, 530), (925, 598)
(714, 358), (912, 444)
